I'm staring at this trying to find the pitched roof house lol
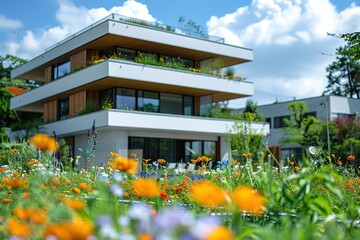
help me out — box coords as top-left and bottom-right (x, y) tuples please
(11, 14), (269, 166)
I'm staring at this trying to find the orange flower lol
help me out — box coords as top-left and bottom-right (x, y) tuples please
(123, 192), (130, 198)
(190, 180), (227, 208)
(11, 148), (18, 153)
(79, 182), (90, 191)
(191, 159), (200, 163)
(7, 218), (32, 238)
(112, 157), (138, 174)
(0, 167), (5, 172)
(337, 160), (343, 166)
(72, 187), (81, 194)
(29, 133), (58, 152)
(44, 218), (93, 240)
(242, 152), (252, 158)
(15, 207), (48, 224)
(51, 178), (61, 186)
(66, 198), (86, 211)
(132, 178), (160, 198)
(110, 151), (119, 158)
(157, 159), (166, 164)
(143, 159), (151, 163)
(139, 233), (153, 240)
(347, 155), (355, 161)
(2, 177), (27, 189)
(2, 198), (12, 204)
(295, 166), (301, 172)
(232, 186), (266, 215)
(206, 226), (235, 240)
(27, 159), (39, 166)
(40, 184), (49, 190)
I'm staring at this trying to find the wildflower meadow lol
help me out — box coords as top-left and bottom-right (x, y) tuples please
(0, 130), (359, 239)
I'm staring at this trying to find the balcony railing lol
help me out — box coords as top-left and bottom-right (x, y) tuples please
(45, 13), (224, 52)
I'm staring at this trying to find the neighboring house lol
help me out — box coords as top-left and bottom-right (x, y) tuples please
(10, 14), (269, 166)
(237, 95), (360, 161)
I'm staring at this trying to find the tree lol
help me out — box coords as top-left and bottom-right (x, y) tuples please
(243, 99), (264, 122)
(323, 45), (360, 98)
(280, 102), (321, 152)
(334, 32), (360, 62)
(0, 54), (27, 79)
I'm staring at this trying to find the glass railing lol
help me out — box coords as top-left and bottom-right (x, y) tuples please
(45, 13), (224, 52)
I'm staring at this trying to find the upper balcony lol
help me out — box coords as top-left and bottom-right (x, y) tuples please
(11, 14), (253, 82)
(10, 59), (254, 112)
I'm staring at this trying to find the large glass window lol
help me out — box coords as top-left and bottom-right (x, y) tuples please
(58, 98), (69, 120)
(183, 96), (194, 116)
(100, 89), (114, 109)
(160, 139), (175, 162)
(199, 95), (213, 116)
(116, 88), (136, 110)
(204, 141), (216, 159)
(116, 47), (136, 61)
(274, 115), (290, 128)
(53, 60), (70, 80)
(138, 91), (159, 112)
(160, 93), (182, 114)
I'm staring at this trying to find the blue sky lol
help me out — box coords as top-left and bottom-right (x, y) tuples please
(1, 0), (360, 108)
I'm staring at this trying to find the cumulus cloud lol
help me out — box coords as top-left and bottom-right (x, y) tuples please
(206, 0), (360, 108)
(5, 0), (156, 59)
(0, 14), (22, 30)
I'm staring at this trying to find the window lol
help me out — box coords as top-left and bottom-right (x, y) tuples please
(266, 117), (272, 129)
(204, 141), (216, 159)
(183, 96), (194, 116)
(160, 93), (182, 114)
(138, 90), (159, 112)
(305, 112), (317, 118)
(116, 88), (136, 110)
(100, 88), (114, 109)
(199, 95), (213, 116)
(116, 47), (136, 61)
(53, 60), (70, 80)
(159, 139), (175, 162)
(58, 98), (69, 120)
(274, 115), (290, 128)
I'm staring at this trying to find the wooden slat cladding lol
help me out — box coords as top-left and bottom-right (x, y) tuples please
(69, 91), (86, 117)
(44, 66), (52, 84)
(70, 50), (87, 72)
(44, 100), (57, 122)
(86, 91), (99, 109)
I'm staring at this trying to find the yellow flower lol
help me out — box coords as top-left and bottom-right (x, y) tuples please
(206, 226), (235, 240)
(190, 180), (227, 208)
(232, 186), (266, 215)
(112, 157), (138, 174)
(132, 178), (160, 198)
(29, 133), (58, 152)
(7, 218), (32, 238)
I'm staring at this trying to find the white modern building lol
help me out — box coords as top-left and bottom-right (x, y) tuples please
(10, 14), (269, 166)
(246, 95), (360, 160)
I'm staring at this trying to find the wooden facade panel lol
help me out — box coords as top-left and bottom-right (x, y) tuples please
(44, 65), (52, 84)
(44, 100), (57, 122)
(70, 49), (87, 72)
(86, 91), (99, 109)
(69, 91), (86, 117)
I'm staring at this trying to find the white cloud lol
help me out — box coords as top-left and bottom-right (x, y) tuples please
(205, 0), (360, 108)
(0, 15), (22, 30)
(5, 0), (156, 59)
